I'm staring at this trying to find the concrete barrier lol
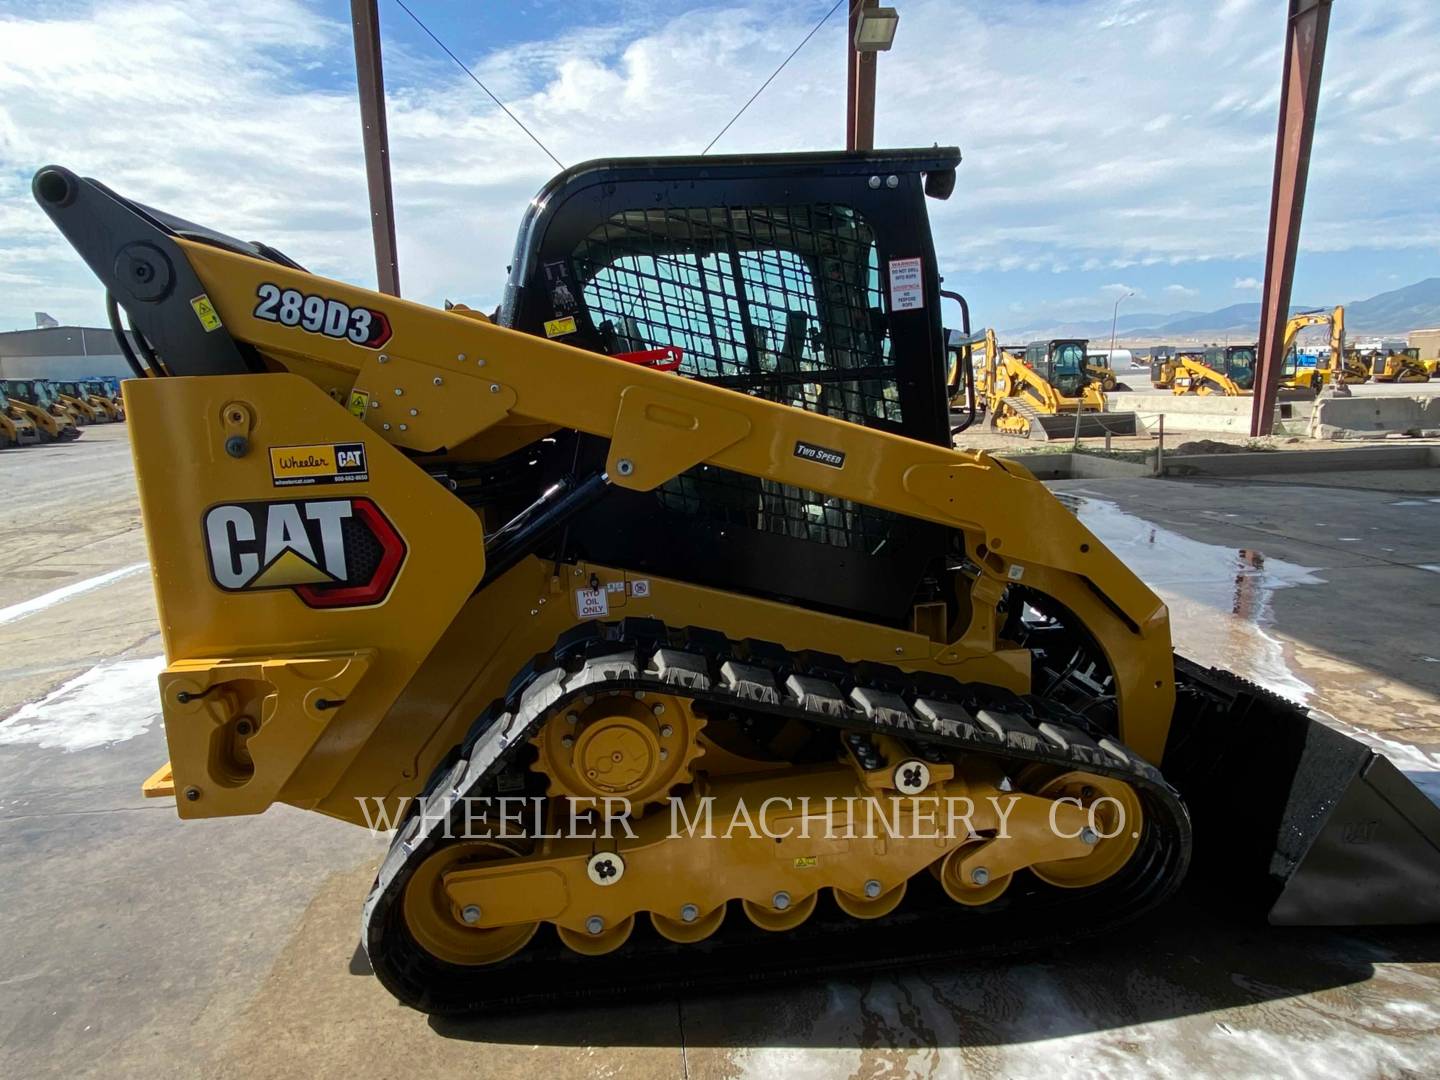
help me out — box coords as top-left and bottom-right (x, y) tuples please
(1159, 444), (1440, 477)
(996, 452), (1150, 480)
(997, 443), (1440, 480)
(1107, 392), (1312, 435)
(1309, 395), (1440, 440)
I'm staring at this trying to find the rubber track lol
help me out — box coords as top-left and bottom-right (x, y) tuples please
(362, 620), (1193, 1014)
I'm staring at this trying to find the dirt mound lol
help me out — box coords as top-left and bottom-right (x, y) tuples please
(1172, 439), (1260, 455)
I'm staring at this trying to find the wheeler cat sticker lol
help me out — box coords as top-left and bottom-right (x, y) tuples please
(269, 442), (369, 487)
(253, 283), (392, 349)
(202, 497), (405, 608)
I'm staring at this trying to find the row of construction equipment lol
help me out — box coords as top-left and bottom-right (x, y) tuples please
(945, 305), (1433, 440)
(1149, 307), (1434, 393)
(946, 330), (1140, 440)
(0, 376), (125, 448)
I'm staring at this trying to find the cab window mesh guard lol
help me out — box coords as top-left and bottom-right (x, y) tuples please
(575, 204), (900, 427)
(572, 203), (908, 552)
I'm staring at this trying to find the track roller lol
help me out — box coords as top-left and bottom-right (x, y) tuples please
(935, 841), (1013, 906)
(650, 904), (726, 943)
(742, 891), (817, 931)
(832, 880), (907, 920)
(557, 913), (635, 956)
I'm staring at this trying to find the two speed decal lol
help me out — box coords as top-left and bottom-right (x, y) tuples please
(253, 283), (392, 349)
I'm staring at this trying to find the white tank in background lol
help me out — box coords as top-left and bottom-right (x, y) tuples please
(1086, 347), (1136, 369)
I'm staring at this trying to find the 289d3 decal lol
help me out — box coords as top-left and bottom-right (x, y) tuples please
(202, 496), (405, 609)
(253, 283), (392, 348)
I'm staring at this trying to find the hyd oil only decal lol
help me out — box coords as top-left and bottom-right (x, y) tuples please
(793, 440), (846, 468)
(269, 442), (368, 487)
(202, 497), (405, 608)
(252, 283), (393, 349)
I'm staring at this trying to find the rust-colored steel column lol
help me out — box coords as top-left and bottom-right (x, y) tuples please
(351, 0), (400, 297)
(1252, 0), (1332, 436)
(847, 0), (878, 151)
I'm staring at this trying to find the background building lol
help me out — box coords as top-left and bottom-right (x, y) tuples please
(0, 326), (135, 381)
(1410, 328), (1440, 360)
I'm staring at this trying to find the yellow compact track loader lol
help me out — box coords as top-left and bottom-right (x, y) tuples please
(1, 378), (80, 442)
(35, 153), (1440, 1014)
(983, 338), (1137, 439)
(1170, 345), (1256, 395)
(1, 404), (40, 448)
(53, 380), (120, 423)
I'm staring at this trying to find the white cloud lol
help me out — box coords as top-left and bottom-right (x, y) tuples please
(1233, 276), (1263, 290)
(1101, 283), (1142, 300)
(0, 0), (1438, 329)
(1165, 283), (1199, 298)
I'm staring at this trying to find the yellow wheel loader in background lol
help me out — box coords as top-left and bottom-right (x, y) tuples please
(1084, 350), (1131, 393)
(0, 378), (80, 442)
(35, 154), (1440, 1015)
(983, 338), (1137, 439)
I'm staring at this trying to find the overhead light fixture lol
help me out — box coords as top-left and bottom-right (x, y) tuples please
(854, 6), (899, 52)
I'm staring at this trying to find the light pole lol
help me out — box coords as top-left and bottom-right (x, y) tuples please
(1110, 291), (1133, 363)
(1077, 290), (1133, 448)
(847, 3), (899, 150)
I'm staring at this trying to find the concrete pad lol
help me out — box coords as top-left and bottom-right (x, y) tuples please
(5, 423), (1440, 1077)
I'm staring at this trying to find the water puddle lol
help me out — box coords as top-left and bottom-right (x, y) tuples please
(1061, 492), (1440, 805)
(0, 656), (164, 751)
(1061, 493), (1321, 704)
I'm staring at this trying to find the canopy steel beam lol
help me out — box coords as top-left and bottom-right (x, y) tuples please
(351, 0), (401, 297)
(1252, 0), (1332, 436)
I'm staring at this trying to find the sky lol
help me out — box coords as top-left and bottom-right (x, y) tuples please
(0, 0), (1437, 334)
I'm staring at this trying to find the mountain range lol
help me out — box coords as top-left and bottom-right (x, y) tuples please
(1001, 277), (1440, 340)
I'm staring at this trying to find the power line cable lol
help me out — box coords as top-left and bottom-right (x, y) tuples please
(701, 0), (858, 155)
(391, 0), (565, 170)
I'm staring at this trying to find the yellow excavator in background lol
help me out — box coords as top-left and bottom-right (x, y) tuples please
(1280, 307), (1359, 388)
(1369, 347), (1431, 383)
(35, 153), (1440, 1015)
(984, 338), (1137, 439)
(0, 378), (80, 442)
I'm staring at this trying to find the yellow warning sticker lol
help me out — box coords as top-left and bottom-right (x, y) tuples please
(792, 856), (817, 869)
(544, 315), (577, 338)
(348, 389), (369, 419)
(190, 294), (222, 332)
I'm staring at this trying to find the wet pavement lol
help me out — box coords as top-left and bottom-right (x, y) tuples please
(3, 426), (1440, 1078)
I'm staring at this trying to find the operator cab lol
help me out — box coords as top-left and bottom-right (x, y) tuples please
(1023, 339), (1089, 398)
(1203, 345), (1255, 390)
(497, 148), (963, 622)
(5, 379), (55, 408)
